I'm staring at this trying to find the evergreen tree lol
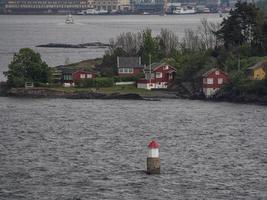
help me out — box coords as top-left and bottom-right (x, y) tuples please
(257, 0), (267, 15)
(216, 2), (264, 49)
(97, 47), (127, 77)
(139, 29), (160, 65)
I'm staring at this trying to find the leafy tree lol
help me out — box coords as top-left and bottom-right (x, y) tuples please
(173, 50), (214, 82)
(6, 48), (51, 87)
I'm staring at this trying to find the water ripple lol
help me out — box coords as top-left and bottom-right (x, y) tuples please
(0, 98), (266, 199)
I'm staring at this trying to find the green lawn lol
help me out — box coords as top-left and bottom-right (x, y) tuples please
(49, 85), (154, 95)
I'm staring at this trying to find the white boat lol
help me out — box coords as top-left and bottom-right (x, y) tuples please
(65, 14), (74, 24)
(173, 6), (196, 14)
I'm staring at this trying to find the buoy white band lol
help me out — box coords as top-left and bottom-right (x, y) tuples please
(148, 148), (159, 158)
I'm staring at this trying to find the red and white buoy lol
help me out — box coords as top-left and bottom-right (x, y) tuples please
(147, 140), (160, 174)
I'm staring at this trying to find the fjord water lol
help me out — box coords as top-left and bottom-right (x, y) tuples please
(0, 14), (222, 80)
(0, 98), (266, 199)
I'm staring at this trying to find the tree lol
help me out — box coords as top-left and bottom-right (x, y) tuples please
(179, 19), (221, 53)
(110, 32), (143, 56)
(257, 0), (267, 16)
(97, 47), (127, 77)
(157, 28), (179, 58)
(180, 28), (202, 52)
(197, 18), (221, 50)
(138, 29), (160, 65)
(262, 19), (267, 51)
(216, 2), (264, 49)
(6, 48), (51, 87)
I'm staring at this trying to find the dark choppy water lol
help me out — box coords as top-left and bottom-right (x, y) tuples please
(0, 14), (222, 80)
(0, 97), (266, 199)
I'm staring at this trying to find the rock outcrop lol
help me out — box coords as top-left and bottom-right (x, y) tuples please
(36, 42), (109, 49)
(6, 88), (145, 100)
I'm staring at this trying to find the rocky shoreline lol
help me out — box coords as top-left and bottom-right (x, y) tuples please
(211, 91), (267, 105)
(1, 87), (267, 105)
(4, 88), (161, 100)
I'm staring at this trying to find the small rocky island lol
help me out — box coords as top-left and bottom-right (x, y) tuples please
(36, 42), (110, 49)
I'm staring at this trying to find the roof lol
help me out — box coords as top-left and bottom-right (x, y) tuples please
(148, 140), (160, 149)
(55, 66), (95, 74)
(150, 62), (165, 70)
(117, 57), (143, 68)
(56, 66), (76, 74)
(144, 63), (176, 72)
(73, 70), (96, 75)
(202, 68), (227, 77)
(247, 60), (267, 70)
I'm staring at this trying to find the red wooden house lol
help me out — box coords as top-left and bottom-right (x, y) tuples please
(56, 66), (96, 87)
(137, 63), (176, 90)
(117, 57), (144, 77)
(72, 70), (97, 81)
(202, 68), (229, 97)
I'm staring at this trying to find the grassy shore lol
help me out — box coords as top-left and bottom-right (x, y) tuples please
(44, 85), (180, 99)
(1, 83), (179, 99)
(49, 85), (154, 95)
(59, 58), (102, 72)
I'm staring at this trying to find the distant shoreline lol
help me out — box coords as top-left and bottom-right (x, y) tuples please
(0, 13), (224, 16)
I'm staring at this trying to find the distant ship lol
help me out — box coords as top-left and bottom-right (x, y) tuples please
(173, 6), (196, 15)
(65, 14), (74, 24)
(203, 7), (210, 13)
(77, 9), (108, 15)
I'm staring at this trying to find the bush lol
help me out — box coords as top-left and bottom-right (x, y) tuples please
(113, 75), (141, 82)
(245, 79), (267, 95)
(77, 78), (114, 88)
(222, 71), (267, 95)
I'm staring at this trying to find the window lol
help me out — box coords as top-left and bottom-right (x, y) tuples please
(207, 78), (213, 84)
(164, 65), (169, 70)
(80, 74), (85, 79)
(215, 71), (220, 75)
(218, 78), (223, 84)
(156, 72), (162, 78)
(63, 75), (72, 81)
(87, 74), (92, 79)
(128, 68), (133, 73)
(145, 73), (155, 80)
(119, 68), (133, 73)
